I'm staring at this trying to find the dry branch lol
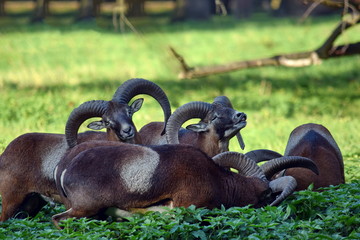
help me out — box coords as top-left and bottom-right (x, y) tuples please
(171, 10), (360, 79)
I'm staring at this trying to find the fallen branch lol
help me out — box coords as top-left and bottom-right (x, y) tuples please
(171, 11), (359, 79)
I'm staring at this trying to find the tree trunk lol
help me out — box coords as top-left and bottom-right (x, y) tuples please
(0, 0), (5, 16)
(31, 0), (50, 22)
(78, 0), (102, 20)
(172, 0), (211, 21)
(126, 0), (145, 17)
(231, 0), (253, 18)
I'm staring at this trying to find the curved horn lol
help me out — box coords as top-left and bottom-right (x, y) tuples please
(65, 100), (109, 148)
(213, 96), (245, 150)
(212, 152), (267, 182)
(260, 156), (319, 180)
(166, 101), (213, 144)
(245, 149), (283, 163)
(112, 78), (171, 135)
(269, 176), (297, 206)
(213, 96), (233, 108)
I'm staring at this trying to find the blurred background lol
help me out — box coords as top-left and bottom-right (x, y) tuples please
(0, 0), (350, 23)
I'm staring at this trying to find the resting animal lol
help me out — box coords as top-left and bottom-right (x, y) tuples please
(52, 141), (318, 229)
(66, 78), (171, 147)
(139, 96), (247, 157)
(245, 123), (345, 191)
(0, 78), (171, 222)
(280, 123), (345, 191)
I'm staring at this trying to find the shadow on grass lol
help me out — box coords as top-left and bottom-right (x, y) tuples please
(2, 59), (359, 107)
(0, 9), (341, 35)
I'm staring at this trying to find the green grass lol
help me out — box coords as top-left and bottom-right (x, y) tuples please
(0, 8), (359, 239)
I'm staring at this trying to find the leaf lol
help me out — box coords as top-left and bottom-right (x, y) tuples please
(283, 205), (292, 220)
(191, 230), (207, 240)
(170, 225), (180, 234)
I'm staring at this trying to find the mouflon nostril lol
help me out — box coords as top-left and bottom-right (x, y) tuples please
(235, 112), (247, 121)
(122, 127), (132, 134)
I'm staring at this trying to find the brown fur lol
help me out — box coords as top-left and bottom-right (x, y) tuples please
(139, 115), (239, 158)
(139, 98), (246, 158)
(138, 122), (167, 145)
(283, 123), (345, 191)
(0, 131), (108, 221)
(52, 143), (270, 227)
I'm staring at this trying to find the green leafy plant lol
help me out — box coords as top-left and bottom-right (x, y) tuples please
(0, 8), (359, 239)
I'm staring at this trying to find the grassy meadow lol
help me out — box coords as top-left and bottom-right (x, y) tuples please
(0, 3), (359, 239)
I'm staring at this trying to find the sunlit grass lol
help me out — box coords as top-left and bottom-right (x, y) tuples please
(0, 7), (359, 238)
(1, 10), (359, 157)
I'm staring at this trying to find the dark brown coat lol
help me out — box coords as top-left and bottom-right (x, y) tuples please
(283, 123), (345, 190)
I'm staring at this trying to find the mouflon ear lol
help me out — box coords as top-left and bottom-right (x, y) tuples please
(87, 121), (106, 130)
(186, 122), (208, 132)
(130, 98), (144, 113)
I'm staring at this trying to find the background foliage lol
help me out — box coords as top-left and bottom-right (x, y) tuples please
(0, 4), (359, 239)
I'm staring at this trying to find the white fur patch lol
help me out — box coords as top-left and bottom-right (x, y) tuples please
(105, 207), (133, 219)
(40, 194), (56, 205)
(120, 149), (160, 194)
(41, 138), (68, 180)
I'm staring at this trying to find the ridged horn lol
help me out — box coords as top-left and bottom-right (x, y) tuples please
(166, 101), (213, 144)
(245, 149), (283, 163)
(112, 78), (171, 135)
(213, 96), (245, 150)
(260, 156), (319, 180)
(212, 152), (267, 182)
(65, 100), (109, 148)
(213, 96), (233, 108)
(269, 176), (297, 206)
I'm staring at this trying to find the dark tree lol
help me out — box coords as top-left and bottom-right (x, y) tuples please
(0, 0), (5, 16)
(77, 0), (102, 20)
(31, 0), (50, 22)
(126, 0), (146, 17)
(231, 0), (253, 18)
(172, 0), (212, 21)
